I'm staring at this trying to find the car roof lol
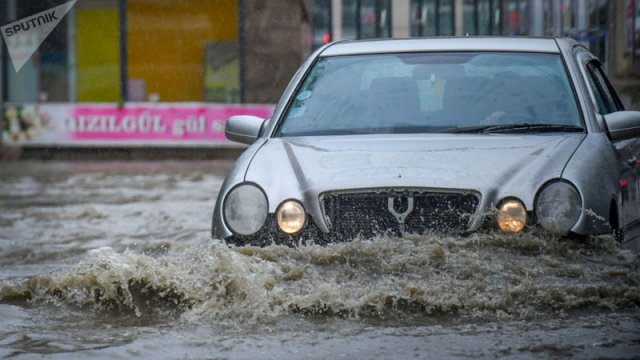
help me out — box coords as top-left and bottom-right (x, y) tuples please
(320, 37), (564, 57)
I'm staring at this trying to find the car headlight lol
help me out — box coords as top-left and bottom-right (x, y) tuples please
(535, 181), (581, 235)
(276, 200), (306, 234)
(497, 199), (527, 233)
(223, 183), (268, 235)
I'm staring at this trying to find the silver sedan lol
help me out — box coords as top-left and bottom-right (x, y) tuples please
(212, 37), (640, 247)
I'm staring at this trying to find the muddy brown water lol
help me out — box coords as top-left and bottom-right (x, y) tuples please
(0, 161), (638, 359)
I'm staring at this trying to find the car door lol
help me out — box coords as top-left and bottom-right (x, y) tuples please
(579, 55), (640, 232)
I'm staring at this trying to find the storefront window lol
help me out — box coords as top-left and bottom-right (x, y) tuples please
(478, 0), (500, 35)
(128, 0), (239, 103)
(75, 3), (120, 102)
(539, 0), (607, 64)
(379, 0), (392, 38)
(311, 0), (332, 49)
(3, 0), (240, 104)
(342, 0), (358, 39)
(461, 0), (502, 36)
(342, 0), (391, 39)
(464, 0), (477, 35)
(410, 0), (450, 36)
(438, 0), (455, 35)
(411, 0), (435, 36)
(506, 0), (528, 35)
(359, 0), (377, 38)
(4, 0), (72, 103)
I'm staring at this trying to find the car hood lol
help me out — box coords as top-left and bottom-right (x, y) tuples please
(245, 133), (585, 213)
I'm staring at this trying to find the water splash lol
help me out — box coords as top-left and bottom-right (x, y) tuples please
(1, 233), (638, 324)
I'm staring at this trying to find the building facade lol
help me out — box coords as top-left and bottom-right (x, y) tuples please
(2, 0), (640, 108)
(313, 0), (640, 79)
(1, 0), (310, 105)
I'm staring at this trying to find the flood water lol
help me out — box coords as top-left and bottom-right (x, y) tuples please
(0, 161), (638, 359)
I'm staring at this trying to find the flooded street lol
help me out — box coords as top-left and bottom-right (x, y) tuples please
(0, 161), (639, 359)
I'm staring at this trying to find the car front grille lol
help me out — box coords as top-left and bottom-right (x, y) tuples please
(321, 189), (480, 240)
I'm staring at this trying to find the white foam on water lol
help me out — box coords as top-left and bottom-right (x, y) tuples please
(1, 233), (638, 325)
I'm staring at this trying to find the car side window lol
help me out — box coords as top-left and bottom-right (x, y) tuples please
(591, 62), (625, 111)
(584, 61), (610, 115)
(586, 61), (624, 114)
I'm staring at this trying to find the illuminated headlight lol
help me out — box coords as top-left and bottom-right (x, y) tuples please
(276, 200), (306, 234)
(223, 184), (268, 235)
(497, 199), (527, 233)
(535, 181), (581, 234)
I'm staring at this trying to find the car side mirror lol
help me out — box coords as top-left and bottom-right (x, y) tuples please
(225, 115), (266, 144)
(604, 110), (640, 141)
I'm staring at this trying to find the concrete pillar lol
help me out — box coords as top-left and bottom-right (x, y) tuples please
(455, 0), (464, 36)
(243, 0), (307, 103)
(531, 0), (544, 36)
(332, 0), (342, 40)
(577, 0), (587, 31)
(608, 0), (630, 77)
(392, 0), (410, 38)
(552, 0), (562, 35)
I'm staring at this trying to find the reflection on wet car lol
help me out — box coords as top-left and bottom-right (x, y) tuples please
(212, 37), (640, 247)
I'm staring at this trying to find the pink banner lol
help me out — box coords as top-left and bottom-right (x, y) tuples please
(2, 103), (274, 146)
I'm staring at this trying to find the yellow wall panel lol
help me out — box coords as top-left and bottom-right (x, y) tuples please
(128, 0), (238, 102)
(76, 9), (120, 102)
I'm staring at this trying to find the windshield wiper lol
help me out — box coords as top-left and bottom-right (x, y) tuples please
(453, 123), (585, 134)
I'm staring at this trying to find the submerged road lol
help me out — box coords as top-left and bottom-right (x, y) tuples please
(0, 161), (638, 359)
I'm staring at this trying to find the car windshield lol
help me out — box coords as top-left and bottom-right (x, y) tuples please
(276, 52), (583, 136)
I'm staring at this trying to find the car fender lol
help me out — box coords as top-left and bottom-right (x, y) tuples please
(561, 133), (619, 234)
